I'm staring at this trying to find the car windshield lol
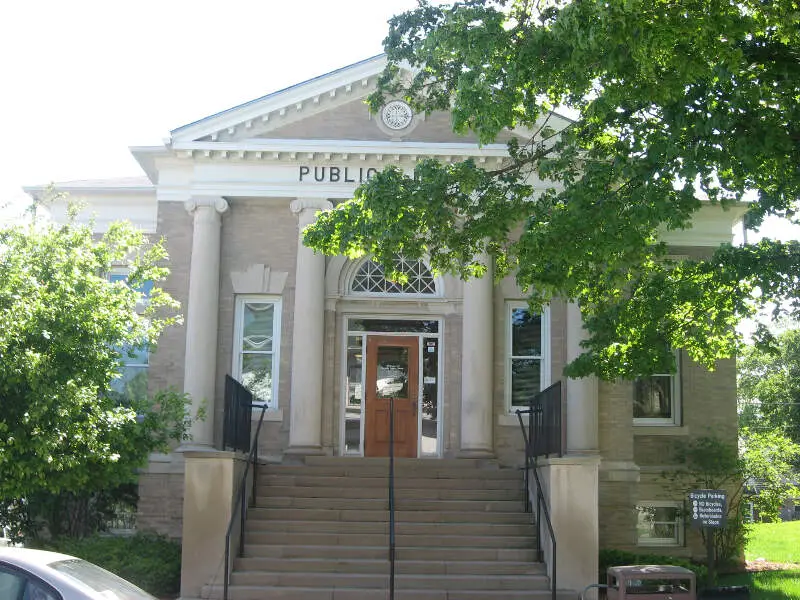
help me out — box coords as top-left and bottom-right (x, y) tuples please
(48, 559), (156, 600)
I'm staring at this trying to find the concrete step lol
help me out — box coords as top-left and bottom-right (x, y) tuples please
(234, 557), (545, 576)
(247, 519), (535, 537)
(257, 496), (522, 512)
(229, 571), (549, 590)
(248, 507), (531, 524)
(258, 485), (524, 501)
(245, 531), (534, 548)
(258, 474), (522, 490)
(218, 461), (552, 600)
(241, 545), (538, 562)
(205, 585), (574, 600)
(260, 465), (518, 479)
(300, 456), (502, 469)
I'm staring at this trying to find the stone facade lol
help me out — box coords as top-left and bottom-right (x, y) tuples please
(33, 55), (744, 595)
(137, 193), (740, 562)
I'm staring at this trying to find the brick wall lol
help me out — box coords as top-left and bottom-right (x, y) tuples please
(138, 199), (739, 557)
(136, 202), (191, 538)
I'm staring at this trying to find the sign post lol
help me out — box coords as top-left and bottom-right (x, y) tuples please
(689, 489), (727, 587)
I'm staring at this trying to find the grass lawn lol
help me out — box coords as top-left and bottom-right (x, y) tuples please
(745, 520), (800, 564)
(716, 521), (800, 599)
(717, 570), (800, 599)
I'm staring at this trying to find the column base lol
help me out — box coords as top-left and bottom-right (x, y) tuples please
(284, 445), (327, 456)
(177, 441), (218, 454)
(457, 448), (495, 459)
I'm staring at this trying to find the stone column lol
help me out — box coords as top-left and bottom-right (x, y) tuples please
(182, 197), (228, 449)
(287, 198), (332, 453)
(566, 301), (599, 453)
(460, 256), (494, 456)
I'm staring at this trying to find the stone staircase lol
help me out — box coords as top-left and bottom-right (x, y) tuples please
(205, 456), (564, 600)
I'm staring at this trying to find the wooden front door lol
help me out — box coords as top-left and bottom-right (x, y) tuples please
(364, 335), (419, 458)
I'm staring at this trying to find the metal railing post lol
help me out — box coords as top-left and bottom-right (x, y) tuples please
(388, 396), (396, 600)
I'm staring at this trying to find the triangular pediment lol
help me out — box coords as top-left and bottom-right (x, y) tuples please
(170, 54), (527, 147)
(170, 55), (389, 144)
(167, 54), (570, 168)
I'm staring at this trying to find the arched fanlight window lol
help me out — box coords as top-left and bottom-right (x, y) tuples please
(350, 257), (437, 296)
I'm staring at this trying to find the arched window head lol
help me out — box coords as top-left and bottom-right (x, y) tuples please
(350, 257), (437, 296)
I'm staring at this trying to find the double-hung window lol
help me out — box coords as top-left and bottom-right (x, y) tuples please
(633, 351), (681, 425)
(506, 302), (550, 412)
(108, 272), (152, 405)
(636, 502), (683, 546)
(233, 296), (281, 408)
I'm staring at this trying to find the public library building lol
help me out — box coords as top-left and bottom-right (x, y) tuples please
(29, 55), (742, 599)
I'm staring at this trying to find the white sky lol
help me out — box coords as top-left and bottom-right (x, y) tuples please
(0, 0), (797, 245)
(0, 0), (417, 220)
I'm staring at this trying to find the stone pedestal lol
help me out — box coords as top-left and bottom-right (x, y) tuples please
(180, 450), (246, 600)
(536, 455), (601, 599)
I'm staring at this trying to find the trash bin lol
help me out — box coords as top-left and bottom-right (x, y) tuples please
(606, 565), (696, 599)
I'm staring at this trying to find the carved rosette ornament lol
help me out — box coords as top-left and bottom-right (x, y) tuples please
(381, 100), (414, 130)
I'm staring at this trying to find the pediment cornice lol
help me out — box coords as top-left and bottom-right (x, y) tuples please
(168, 138), (511, 166)
(170, 55), (387, 144)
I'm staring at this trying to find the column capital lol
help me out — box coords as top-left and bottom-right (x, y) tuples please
(184, 196), (229, 215)
(290, 198), (333, 215)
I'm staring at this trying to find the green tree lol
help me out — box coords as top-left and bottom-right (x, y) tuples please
(741, 429), (800, 523)
(662, 436), (747, 573)
(739, 326), (800, 446)
(0, 210), (190, 539)
(304, 0), (800, 379)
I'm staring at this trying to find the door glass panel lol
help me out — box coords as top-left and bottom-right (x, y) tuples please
(421, 337), (438, 456)
(376, 346), (409, 399)
(345, 335), (363, 454)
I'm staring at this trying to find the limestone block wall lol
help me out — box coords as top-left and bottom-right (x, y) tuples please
(148, 201), (192, 398)
(137, 468), (185, 539)
(597, 352), (738, 558)
(492, 281), (568, 467)
(216, 197), (298, 456)
(598, 380), (639, 549)
(137, 202), (192, 538)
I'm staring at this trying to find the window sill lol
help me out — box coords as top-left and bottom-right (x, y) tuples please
(637, 541), (682, 548)
(251, 408), (283, 422)
(633, 425), (689, 436)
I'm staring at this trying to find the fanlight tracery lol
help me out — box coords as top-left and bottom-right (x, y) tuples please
(350, 257), (437, 296)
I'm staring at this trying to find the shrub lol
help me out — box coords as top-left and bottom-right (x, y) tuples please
(599, 548), (707, 584)
(36, 533), (181, 597)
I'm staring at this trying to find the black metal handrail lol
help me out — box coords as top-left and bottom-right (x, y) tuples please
(516, 380), (563, 600)
(223, 374), (253, 453)
(223, 376), (267, 600)
(388, 396), (396, 600)
(528, 381), (563, 459)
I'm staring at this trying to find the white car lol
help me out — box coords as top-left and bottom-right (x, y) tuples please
(0, 547), (157, 600)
